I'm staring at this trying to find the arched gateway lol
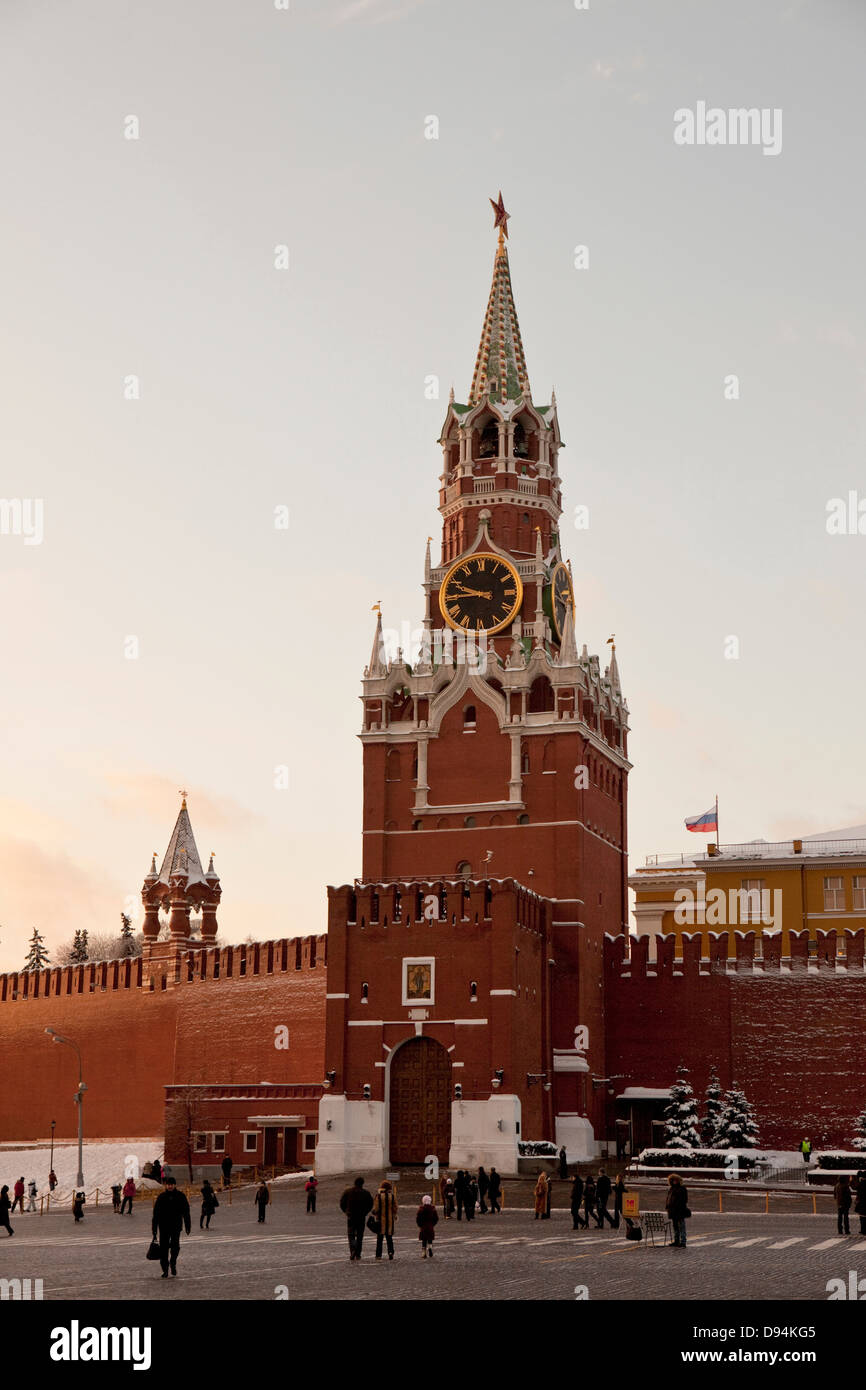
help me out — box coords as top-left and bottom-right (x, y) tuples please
(388, 1036), (451, 1165)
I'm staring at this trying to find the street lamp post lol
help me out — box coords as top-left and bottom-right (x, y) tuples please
(49, 1117), (56, 1179)
(45, 1030), (86, 1190)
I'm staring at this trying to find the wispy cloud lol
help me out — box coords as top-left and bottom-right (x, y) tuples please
(331, 0), (426, 26)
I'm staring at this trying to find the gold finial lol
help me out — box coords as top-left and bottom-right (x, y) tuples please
(606, 634), (616, 651)
(179, 787), (188, 808)
(372, 601), (381, 615)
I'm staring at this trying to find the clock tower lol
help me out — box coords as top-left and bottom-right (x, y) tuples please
(319, 200), (631, 1173)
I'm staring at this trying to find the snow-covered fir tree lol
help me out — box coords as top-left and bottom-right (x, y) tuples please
(23, 927), (50, 971)
(70, 929), (89, 964)
(702, 1068), (723, 1146)
(119, 912), (136, 958)
(663, 1064), (702, 1149)
(715, 1084), (760, 1148)
(851, 1107), (866, 1152)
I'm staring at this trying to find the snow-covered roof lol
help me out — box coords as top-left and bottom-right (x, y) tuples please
(617, 1087), (670, 1101)
(156, 802), (209, 889)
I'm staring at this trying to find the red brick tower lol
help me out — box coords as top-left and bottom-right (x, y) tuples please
(319, 201), (630, 1173)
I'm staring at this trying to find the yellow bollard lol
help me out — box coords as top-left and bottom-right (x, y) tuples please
(812, 1194), (817, 1215)
(718, 1189), (723, 1213)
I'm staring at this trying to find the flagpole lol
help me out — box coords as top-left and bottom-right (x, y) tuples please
(715, 794), (719, 851)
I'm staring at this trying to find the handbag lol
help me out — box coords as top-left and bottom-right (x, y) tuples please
(684, 1206), (692, 1218)
(366, 1214), (381, 1234)
(146, 1237), (161, 1262)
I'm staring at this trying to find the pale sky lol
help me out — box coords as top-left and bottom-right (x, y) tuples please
(0, 0), (864, 969)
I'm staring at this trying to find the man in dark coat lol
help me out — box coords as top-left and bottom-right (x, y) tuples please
(665, 1173), (689, 1248)
(151, 1158), (162, 1183)
(595, 1168), (615, 1228)
(488, 1168), (502, 1214)
(151, 1175), (191, 1278)
(464, 1175), (477, 1221)
(477, 1166), (490, 1214)
(583, 1175), (597, 1228)
(834, 1175), (852, 1235)
(221, 1155), (233, 1189)
(454, 1170), (467, 1221)
(339, 1176), (374, 1261)
(558, 1146), (568, 1180)
(570, 1173), (586, 1229)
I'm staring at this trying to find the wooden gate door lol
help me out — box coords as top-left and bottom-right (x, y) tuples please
(263, 1127), (278, 1166)
(389, 1036), (451, 1165)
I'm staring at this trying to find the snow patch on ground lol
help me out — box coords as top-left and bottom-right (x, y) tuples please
(0, 1139), (164, 1203)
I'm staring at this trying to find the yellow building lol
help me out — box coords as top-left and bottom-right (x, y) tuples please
(630, 824), (866, 956)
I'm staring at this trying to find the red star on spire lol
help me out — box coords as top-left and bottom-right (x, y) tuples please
(489, 191), (510, 239)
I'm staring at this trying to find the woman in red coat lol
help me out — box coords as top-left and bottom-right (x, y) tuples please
(416, 1194), (438, 1258)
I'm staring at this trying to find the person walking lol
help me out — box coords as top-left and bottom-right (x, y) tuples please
(339, 1176), (374, 1261)
(834, 1174), (852, 1235)
(666, 1174), (689, 1248)
(595, 1169), (615, 1228)
(11, 1178), (25, 1215)
(221, 1155), (233, 1189)
(121, 1177), (136, 1215)
(200, 1179), (218, 1230)
(417, 1193), (438, 1258)
(151, 1158), (162, 1184)
(800, 1137), (812, 1165)
(151, 1175), (191, 1278)
(72, 1191), (85, 1223)
(111, 1183), (122, 1214)
(488, 1168), (502, 1215)
(583, 1175), (597, 1229)
(305, 1175), (318, 1213)
(254, 1181), (270, 1223)
(533, 1171), (548, 1220)
(558, 1146), (568, 1181)
(26, 1179), (38, 1213)
(0, 1185), (14, 1236)
(570, 1173), (586, 1230)
(477, 1166), (490, 1214)
(613, 1173), (627, 1229)
(854, 1171), (866, 1237)
(48, 1170), (57, 1193)
(372, 1178), (398, 1261)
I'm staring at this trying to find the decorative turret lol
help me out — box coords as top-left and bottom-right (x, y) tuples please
(140, 794), (221, 954)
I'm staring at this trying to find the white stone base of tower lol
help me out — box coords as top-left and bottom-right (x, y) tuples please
(448, 1094), (521, 1176)
(314, 1095), (386, 1175)
(555, 1114), (597, 1162)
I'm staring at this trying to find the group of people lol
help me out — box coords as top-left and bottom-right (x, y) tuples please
(565, 1168), (627, 1229)
(833, 1172), (866, 1236)
(339, 1176), (439, 1260)
(437, 1167), (502, 1220)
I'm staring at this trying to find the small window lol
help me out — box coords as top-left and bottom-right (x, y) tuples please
(823, 876), (845, 911)
(302, 1132), (317, 1151)
(464, 816), (475, 828)
(854, 876), (866, 910)
(212, 1133), (226, 1153)
(243, 1132), (258, 1153)
(194, 1133), (208, 1153)
(740, 879), (766, 922)
(413, 819), (423, 831)
(518, 814), (529, 826)
(456, 861), (472, 878)
(463, 705), (476, 728)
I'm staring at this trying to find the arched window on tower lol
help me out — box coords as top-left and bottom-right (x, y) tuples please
(542, 739), (556, 773)
(463, 705), (476, 729)
(479, 421), (498, 458)
(528, 677), (555, 713)
(385, 749), (401, 782)
(513, 420), (529, 459)
(456, 860), (472, 879)
(521, 740), (530, 775)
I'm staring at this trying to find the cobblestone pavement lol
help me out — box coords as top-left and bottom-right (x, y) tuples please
(0, 1177), (860, 1301)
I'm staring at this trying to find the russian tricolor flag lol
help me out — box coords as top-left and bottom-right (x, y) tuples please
(685, 806), (718, 833)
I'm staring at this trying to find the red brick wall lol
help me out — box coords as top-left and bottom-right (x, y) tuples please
(0, 940), (327, 1143)
(604, 931), (866, 1150)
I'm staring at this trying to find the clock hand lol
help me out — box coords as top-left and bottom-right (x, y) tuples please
(453, 585), (492, 599)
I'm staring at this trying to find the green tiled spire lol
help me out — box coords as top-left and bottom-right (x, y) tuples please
(469, 234), (531, 407)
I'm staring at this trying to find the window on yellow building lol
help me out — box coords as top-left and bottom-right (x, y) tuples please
(853, 876), (866, 910)
(823, 876), (845, 911)
(739, 879), (766, 922)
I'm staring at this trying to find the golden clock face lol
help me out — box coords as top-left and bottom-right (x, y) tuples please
(439, 552), (523, 635)
(549, 561), (575, 641)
